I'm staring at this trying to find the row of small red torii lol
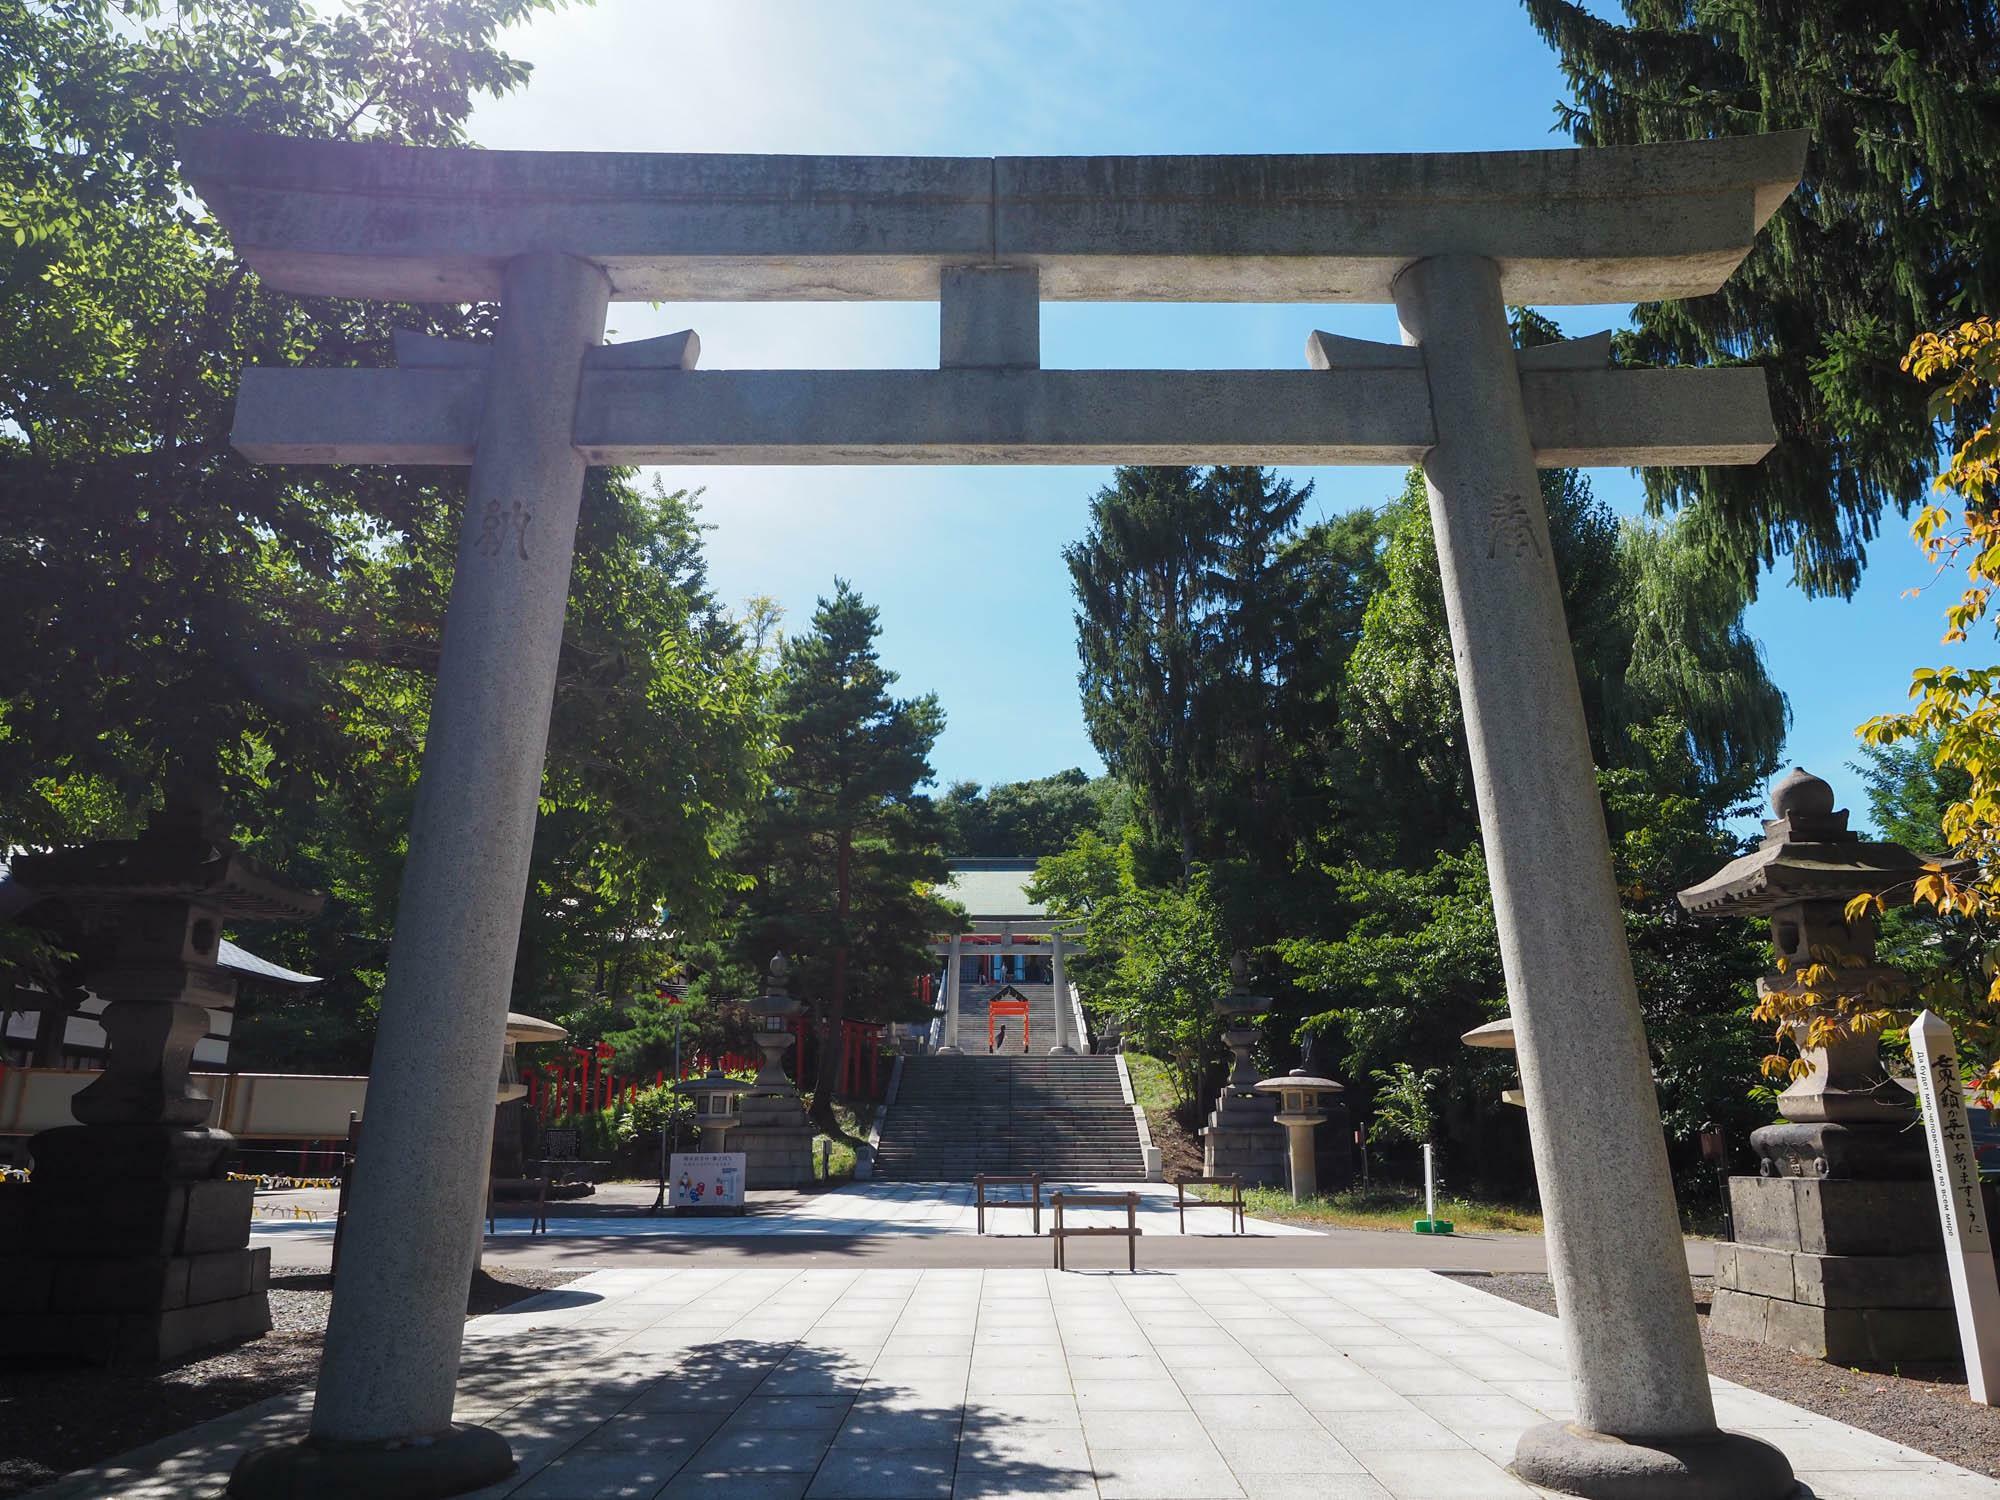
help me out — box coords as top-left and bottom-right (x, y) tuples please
(524, 1018), (887, 1124)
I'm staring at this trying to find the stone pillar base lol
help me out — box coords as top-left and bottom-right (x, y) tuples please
(1717, 1175), (1955, 1365)
(734, 1090), (816, 1189)
(1, 1125), (270, 1367)
(230, 1422), (514, 1499)
(1201, 1089), (1286, 1186)
(1511, 1421), (1795, 1499)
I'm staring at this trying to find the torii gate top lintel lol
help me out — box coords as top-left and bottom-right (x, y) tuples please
(180, 126), (1806, 307)
(189, 127), (1806, 471)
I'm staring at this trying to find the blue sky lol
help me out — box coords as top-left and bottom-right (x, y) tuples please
(470, 1), (1965, 837)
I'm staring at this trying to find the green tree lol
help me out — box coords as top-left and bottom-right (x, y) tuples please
(1031, 838), (1232, 1113)
(1067, 467), (1221, 876)
(1521, 0), (2000, 596)
(1067, 464), (1381, 893)
(224, 481), (772, 1069)
(1851, 739), (1996, 1057)
(730, 581), (954, 1130)
(1341, 468), (1785, 863)
(514, 482), (771, 1013)
(936, 769), (1125, 857)
(0, 0), (568, 834)
(0, 2), (787, 1076)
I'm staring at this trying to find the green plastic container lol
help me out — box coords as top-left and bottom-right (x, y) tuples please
(1412, 1218), (1455, 1235)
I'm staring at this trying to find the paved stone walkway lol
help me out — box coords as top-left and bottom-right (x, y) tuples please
(34, 1268), (1995, 1499)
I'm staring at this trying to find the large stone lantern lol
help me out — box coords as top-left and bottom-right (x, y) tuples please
(1252, 1068), (1344, 1200)
(1678, 767), (1962, 1362)
(731, 955), (815, 1188)
(675, 1069), (745, 1150)
(1, 798), (322, 1364)
(1199, 953), (1286, 1186)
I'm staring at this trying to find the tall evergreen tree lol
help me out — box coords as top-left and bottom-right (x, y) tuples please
(1066, 465), (1345, 882)
(731, 581), (952, 1130)
(1067, 467), (1220, 876)
(1521, 0), (2000, 596)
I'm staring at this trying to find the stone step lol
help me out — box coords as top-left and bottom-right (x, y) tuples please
(873, 1052), (1145, 1183)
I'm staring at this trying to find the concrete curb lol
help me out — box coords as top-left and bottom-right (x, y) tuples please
(1114, 1053), (1165, 1182)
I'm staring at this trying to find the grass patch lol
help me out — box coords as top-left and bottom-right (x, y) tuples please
(1120, 1052), (1206, 1180)
(1121, 1051), (1181, 1114)
(1224, 1184), (1545, 1235)
(814, 1131), (858, 1183)
(811, 1100), (870, 1185)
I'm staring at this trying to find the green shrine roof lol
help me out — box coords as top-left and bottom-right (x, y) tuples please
(941, 859), (1046, 920)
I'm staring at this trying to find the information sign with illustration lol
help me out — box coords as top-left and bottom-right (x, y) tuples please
(668, 1152), (747, 1211)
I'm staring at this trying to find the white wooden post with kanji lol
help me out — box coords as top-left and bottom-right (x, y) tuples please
(1910, 1008), (2000, 1403)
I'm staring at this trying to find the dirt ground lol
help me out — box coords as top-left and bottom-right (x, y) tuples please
(1457, 1271), (2000, 1480)
(1143, 1102), (1207, 1182)
(0, 1265), (581, 1499)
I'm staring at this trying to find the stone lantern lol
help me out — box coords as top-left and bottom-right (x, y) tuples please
(0, 798), (322, 1364)
(1461, 1017), (1527, 1108)
(731, 955), (815, 1188)
(493, 1012), (567, 1184)
(1678, 766), (1963, 1362)
(675, 1069), (745, 1151)
(1252, 1068), (1345, 1200)
(1199, 952), (1286, 1186)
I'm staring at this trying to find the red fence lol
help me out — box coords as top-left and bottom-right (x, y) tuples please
(526, 1025), (890, 1125)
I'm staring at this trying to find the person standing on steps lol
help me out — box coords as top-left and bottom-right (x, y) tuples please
(993, 1023), (1007, 1054)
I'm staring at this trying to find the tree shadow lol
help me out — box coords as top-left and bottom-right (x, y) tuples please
(454, 1328), (1099, 1496)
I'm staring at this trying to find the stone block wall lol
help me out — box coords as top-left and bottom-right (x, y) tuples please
(0, 1134), (271, 1366)
(1711, 1176), (1957, 1364)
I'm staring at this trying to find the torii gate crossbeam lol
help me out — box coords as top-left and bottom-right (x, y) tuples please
(190, 128), (1808, 1500)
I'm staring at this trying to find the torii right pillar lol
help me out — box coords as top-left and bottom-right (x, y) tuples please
(1396, 254), (1793, 1499)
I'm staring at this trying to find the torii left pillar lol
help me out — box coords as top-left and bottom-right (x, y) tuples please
(232, 251), (609, 1497)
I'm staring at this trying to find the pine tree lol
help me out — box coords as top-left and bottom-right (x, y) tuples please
(732, 581), (951, 1130)
(1522, 0), (2000, 596)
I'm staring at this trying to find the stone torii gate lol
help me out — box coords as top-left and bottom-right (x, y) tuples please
(186, 128), (1805, 1500)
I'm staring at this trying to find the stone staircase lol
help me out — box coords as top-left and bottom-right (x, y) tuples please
(953, 981), (1063, 1053)
(871, 1053), (1147, 1181)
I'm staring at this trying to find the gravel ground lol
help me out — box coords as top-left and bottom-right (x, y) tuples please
(0, 1265), (582, 1499)
(1451, 1271), (2000, 1479)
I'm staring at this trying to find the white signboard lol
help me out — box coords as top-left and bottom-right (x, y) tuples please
(669, 1151), (746, 1211)
(1910, 1009), (2000, 1403)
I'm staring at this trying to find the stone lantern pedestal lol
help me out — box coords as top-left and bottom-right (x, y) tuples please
(1680, 769), (1963, 1364)
(0, 801), (321, 1364)
(732, 956), (815, 1189)
(1200, 955), (1286, 1187)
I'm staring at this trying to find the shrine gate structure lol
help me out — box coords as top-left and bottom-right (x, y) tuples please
(185, 127), (1807, 1500)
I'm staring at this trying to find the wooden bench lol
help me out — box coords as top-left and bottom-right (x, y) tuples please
(975, 1172), (1043, 1235)
(1175, 1174), (1246, 1234)
(1051, 1190), (1141, 1272)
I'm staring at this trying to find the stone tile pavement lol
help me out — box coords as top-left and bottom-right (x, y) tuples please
(32, 1268), (1996, 1499)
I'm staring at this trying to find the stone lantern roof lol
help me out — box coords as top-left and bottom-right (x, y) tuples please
(1252, 1068), (1345, 1097)
(1675, 767), (1968, 917)
(12, 800), (323, 927)
(1461, 1017), (1516, 1050)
